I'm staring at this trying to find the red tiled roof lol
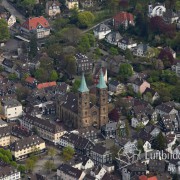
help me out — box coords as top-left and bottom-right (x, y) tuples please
(21, 16), (49, 30)
(139, 175), (148, 180)
(25, 76), (36, 84)
(148, 177), (158, 180)
(37, 81), (57, 89)
(113, 11), (134, 23)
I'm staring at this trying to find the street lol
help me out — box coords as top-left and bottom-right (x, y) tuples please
(2, 0), (25, 22)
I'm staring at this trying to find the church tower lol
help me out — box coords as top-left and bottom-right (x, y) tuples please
(96, 69), (108, 128)
(78, 74), (91, 128)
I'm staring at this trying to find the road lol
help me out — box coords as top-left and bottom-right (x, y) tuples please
(2, 0), (25, 22)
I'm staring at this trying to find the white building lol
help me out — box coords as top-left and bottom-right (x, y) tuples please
(7, 15), (16, 28)
(118, 37), (137, 50)
(172, 62), (180, 77)
(1, 99), (22, 120)
(65, 0), (79, 9)
(93, 23), (111, 40)
(148, 3), (166, 17)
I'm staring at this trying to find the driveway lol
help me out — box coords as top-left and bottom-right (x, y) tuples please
(2, 0), (25, 22)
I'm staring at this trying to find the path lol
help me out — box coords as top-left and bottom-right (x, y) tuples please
(2, 0), (25, 22)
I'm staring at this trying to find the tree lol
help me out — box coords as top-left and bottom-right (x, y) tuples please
(77, 11), (95, 28)
(78, 35), (91, 53)
(124, 49), (133, 61)
(72, 79), (81, 93)
(62, 146), (75, 162)
(18, 165), (26, 174)
(25, 159), (36, 172)
(119, 63), (133, 82)
(50, 70), (58, 81)
(43, 160), (55, 174)
(155, 131), (166, 150)
(110, 47), (119, 56)
(8, 73), (18, 80)
(64, 55), (77, 77)
(29, 34), (37, 58)
(16, 86), (30, 101)
(48, 148), (57, 161)
(0, 19), (10, 41)
(137, 139), (144, 153)
(125, 119), (130, 138)
(154, 59), (164, 70)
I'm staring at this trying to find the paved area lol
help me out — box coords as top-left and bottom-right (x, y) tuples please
(2, 0), (25, 22)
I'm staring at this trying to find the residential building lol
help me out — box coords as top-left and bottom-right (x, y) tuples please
(166, 133), (176, 153)
(131, 78), (150, 94)
(46, 1), (61, 17)
(57, 164), (85, 180)
(133, 43), (153, 57)
(79, 0), (94, 8)
(58, 132), (94, 156)
(1, 99), (22, 120)
(10, 135), (46, 160)
(37, 81), (57, 89)
(148, 3), (166, 17)
(93, 67), (107, 85)
(25, 76), (38, 89)
(93, 23), (111, 40)
(163, 10), (179, 24)
(75, 53), (93, 75)
(1, 59), (14, 73)
(0, 126), (11, 147)
(142, 87), (160, 103)
(113, 11), (134, 29)
(21, 16), (50, 39)
(19, 115), (66, 144)
(149, 160), (166, 173)
(105, 31), (122, 45)
(101, 122), (117, 139)
(7, 15), (16, 28)
(109, 80), (125, 94)
(90, 166), (107, 180)
(131, 114), (149, 128)
(65, 0), (79, 9)
(0, 162), (21, 180)
(172, 62), (180, 77)
(164, 47), (176, 59)
(118, 37), (137, 50)
(0, 119), (8, 127)
(90, 144), (112, 166)
(159, 115), (175, 133)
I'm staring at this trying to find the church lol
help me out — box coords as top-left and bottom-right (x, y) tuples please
(56, 69), (108, 129)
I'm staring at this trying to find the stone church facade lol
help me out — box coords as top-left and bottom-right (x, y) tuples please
(56, 69), (108, 129)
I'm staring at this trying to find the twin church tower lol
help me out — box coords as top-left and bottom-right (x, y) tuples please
(57, 69), (108, 129)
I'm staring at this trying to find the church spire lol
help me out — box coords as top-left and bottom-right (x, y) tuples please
(96, 68), (107, 89)
(78, 73), (89, 93)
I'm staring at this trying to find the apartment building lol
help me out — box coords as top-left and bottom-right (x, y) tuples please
(0, 126), (11, 147)
(19, 115), (66, 144)
(1, 99), (22, 121)
(10, 135), (46, 160)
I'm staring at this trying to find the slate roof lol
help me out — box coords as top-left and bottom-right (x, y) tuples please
(109, 80), (120, 87)
(143, 87), (157, 97)
(91, 144), (107, 155)
(119, 37), (136, 45)
(2, 59), (14, 68)
(0, 126), (11, 138)
(105, 31), (122, 42)
(94, 23), (111, 32)
(58, 164), (83, 179)
(133, 78), (144, 86)
(161, 115), (174, 130)
(47, 0), (60, 7)
(10, 135), (44, 151)
(149, 160), (166, 173)
(101, 122), (117, 131)
(156, 104), (174, 114)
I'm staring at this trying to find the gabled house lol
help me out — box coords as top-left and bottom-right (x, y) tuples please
(131, 78), (150, 94)
(101, 122), (117, 139)
(105, 31), (122, 45)
(46, 1), (61, 17)
(25, 76), (38, 89)
(118, 37), (137, 50)
(131, 114), (149, 128)
(166, 133), (176, 153)
(1, 59), (14, 73)
(148, 159), (166, 173)
(90, 144), (112, 166)
(142, 87), (160, 103)
(90, 166), (107, 180)
(163, 46), (176, 59)
(93, 23), (111, 40)
(148, 3), (166, 17)
(109, 80), (125, 95)
(163, 10), (179, 24)
(65, 0), (79, 9)
(113, 11), (134, 29)
(133, 43), (153, 57)
(21, 16), (50, 39)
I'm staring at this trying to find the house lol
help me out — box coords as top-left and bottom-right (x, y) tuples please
(159, 115), (175, 133)
(65, 0), (79, 9)
(172, 62), (180, 77)
(19, 115), (66, 144)
(1, 59), (14, 73)
(109, 80), (125, 95)
(90, 144), (112, 166)
(142, 88), (160, 103)
(131, 78), (150, 94)
(105, 31), (122, 45)
(118, 37), (137, 50)
(75, 53), (93, 74)
(101, 122), (117, 139)
(148, 3), (166, 17)
(163, 47), (176, 59)
(21, 16), (50, 39)
(37, 81), (57, 89)
(10, 135), (46, 160)
(59, 132), (94, 156)
(46, 1), (61, 17)
(93, 67), (107, 85)
(133, 44), (153, 57)
(25, 76), (38, 88)
(0, 162), (21, 180)
(79, 0), (94, 8)
(131, 114), (149, 128)
(0, 119), (8, 128)
(163, 10), (179, 24)
(148, 159), (166, 173)
(1, 98), (22, 121)
(166, 133), (176, 153)
(90, 166), (107, 180)
(93, 23), (111, 40)
(0, 126), (11, 147)
(57, 164), (85, 180)
(113, 11), (134, 29)
(155, 103), (178, 116)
